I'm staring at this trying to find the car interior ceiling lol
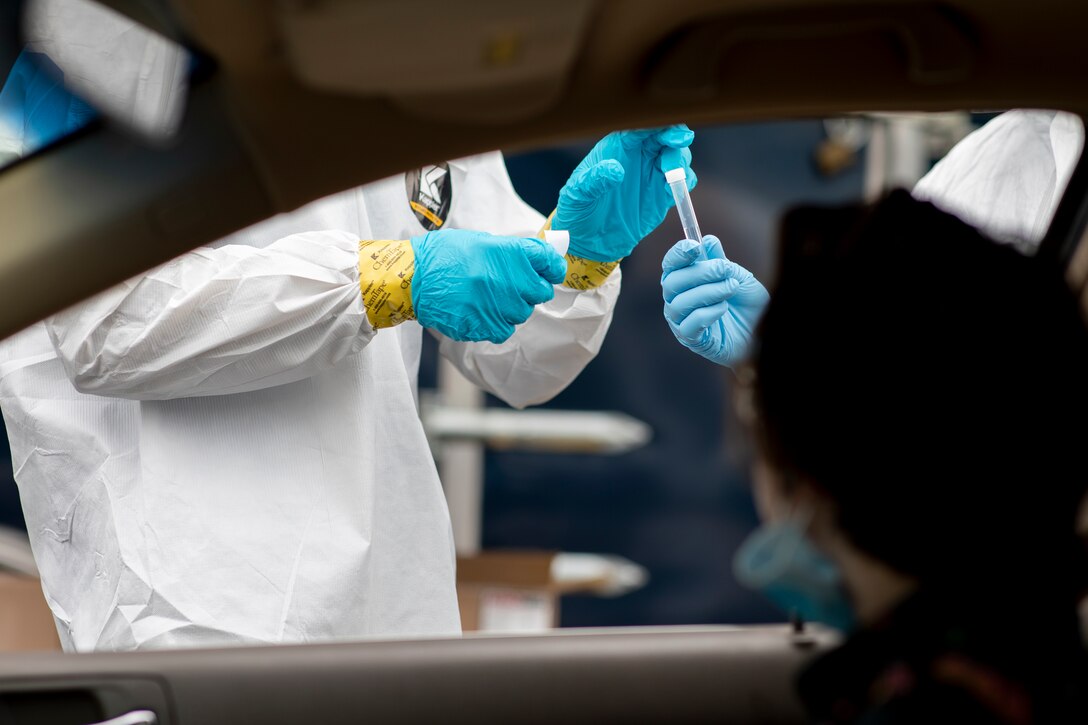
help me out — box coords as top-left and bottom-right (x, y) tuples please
(1, 0), (1087, 340)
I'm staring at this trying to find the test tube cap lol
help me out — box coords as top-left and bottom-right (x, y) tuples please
(665, 167), (687, 184)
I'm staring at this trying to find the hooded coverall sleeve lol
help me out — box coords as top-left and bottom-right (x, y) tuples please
(912, 110), (1085, 250)
(435, 273), (621, 409)
(434, 152), (622, 410)
(45, 230), (374, 400)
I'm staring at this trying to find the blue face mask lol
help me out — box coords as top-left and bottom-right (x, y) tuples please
(733, 512), (856, 632)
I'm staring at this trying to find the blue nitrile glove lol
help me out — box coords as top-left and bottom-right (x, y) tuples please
(555, 126), (697, 263)
(411, 229), (567, 344)
(661, 235), (770, 368)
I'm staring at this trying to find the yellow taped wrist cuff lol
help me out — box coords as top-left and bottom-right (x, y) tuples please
(538, 209), (620, 290)
(358, 239), (416, 329)
(563, 255), (620, 290)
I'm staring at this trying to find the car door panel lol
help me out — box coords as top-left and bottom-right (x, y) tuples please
(0, 626), (831, 725)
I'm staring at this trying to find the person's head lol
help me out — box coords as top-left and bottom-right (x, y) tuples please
(745, 189), (1088, 616)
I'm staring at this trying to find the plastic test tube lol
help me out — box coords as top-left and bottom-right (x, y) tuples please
(665, 167), (704, 259)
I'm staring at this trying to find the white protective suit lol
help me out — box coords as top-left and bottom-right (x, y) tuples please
(0, 152), (620, 651)
(913, 109), (1085, 250)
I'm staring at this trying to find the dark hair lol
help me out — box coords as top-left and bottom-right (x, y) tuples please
(751, 189), (1088, 599)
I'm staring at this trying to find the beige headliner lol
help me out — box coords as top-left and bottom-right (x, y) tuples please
(1, 0), (1086, 339)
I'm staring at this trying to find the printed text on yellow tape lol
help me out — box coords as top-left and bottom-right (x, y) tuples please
(358, 239), (416, 328)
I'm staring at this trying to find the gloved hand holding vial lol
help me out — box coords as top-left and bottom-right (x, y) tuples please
(660, 160), (770, 369)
